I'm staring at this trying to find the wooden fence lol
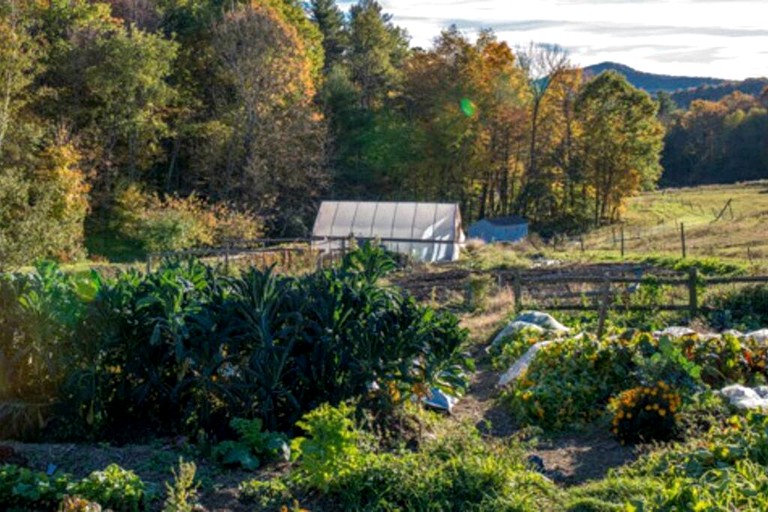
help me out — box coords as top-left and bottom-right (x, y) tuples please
(146, 235), (458, 273)
(491, 267), (768, 317)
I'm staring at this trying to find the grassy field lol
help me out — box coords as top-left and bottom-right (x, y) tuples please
(551, 181), (768, 268)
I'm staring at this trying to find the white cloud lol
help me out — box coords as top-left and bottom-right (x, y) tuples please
(339, 0), (768, 79)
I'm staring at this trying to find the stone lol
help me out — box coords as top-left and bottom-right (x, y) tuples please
(498, 341), (554, 388)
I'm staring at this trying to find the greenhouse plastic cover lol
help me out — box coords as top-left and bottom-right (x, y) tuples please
(312, 201), (464, 262)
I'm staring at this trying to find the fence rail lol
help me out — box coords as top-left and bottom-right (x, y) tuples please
(489, 268), (768, 318)
(146, 235), (458, 273)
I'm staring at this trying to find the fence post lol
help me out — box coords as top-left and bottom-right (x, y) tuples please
(688, 267), (698, 318)
(681, 223), (687, 259)
(146, 254), (152, 274)
(224, 246), (230, 274)
(597, 275), (611, 339)
(580, 235), (585, 253)
(513, 269), (522, 313)
(620, 226), (625, 259)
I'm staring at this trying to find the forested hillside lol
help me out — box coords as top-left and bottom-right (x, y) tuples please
(661, 90), (768, 186)
(583, 62), (726, 93)
(0, 0), (669, 266)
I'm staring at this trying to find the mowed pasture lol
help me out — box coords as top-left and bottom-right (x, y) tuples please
(563, 181), (768, 265)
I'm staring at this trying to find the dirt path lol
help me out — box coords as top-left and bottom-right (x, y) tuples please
(453, 312), (636, 485)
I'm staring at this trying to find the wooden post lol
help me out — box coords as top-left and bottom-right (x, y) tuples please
(224, 246), (230, 274)
(680, 223), (687, 259)
(580, 235), (585, 253)
(513, 269), (522, 313)
(620, 226), (625, 259)
(597, 275), (611, 340)
(688, 267), (698, 318)
(146, 254), (152, 274)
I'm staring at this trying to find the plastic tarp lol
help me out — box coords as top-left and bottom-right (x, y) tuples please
(312, 201), (464, 262)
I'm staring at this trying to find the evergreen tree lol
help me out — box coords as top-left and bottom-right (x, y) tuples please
(310, 0), (347, 72)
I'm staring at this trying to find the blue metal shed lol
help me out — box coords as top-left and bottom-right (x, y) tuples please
(468, 216), (528, 243)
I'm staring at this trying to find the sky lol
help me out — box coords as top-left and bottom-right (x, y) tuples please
(339, 0), (768, 80)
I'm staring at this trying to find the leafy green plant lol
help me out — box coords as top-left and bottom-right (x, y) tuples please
(0, 464), (71, 510)
(293, 419), (560, 511)
(634, 335), (702, 391)
(291, 403), (367, 493)
(238, 479), (293, 508)
(4, 244), (470, 442)
(707, 284), (768, 330)
(212, 418), (289, 470)
(162, 458), (199, 512)
(71, 464), (146, 512)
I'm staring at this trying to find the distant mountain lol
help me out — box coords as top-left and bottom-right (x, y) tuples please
(583, 62), (726, 93)
(583, 62), (768, 108)
(669, 78), (768, 108)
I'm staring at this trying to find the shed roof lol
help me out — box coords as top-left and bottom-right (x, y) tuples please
(481, 215), (527, 227)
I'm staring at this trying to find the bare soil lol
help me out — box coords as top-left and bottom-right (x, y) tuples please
(5, 441), (280, 511)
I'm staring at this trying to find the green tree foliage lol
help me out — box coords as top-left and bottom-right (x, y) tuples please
(347, 0), (409, 109)
(310, 0), (347, 72)
(662, 91), (768, 186)
(575, 70), (665, 224)
(0, 0), (680, 265)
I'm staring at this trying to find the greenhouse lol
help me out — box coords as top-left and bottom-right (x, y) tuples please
(312, 201), (465, 262)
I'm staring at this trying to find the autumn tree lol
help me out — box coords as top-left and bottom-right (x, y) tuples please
(576, 71), (664, 225)
(208, 2), (327, 235)
(513, 43), (573, 221)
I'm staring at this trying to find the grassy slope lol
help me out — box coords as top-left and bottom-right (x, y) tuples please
(554, 181), (768, 268)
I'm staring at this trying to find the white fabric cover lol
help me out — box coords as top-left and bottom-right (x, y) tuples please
(498, 341), (555, 388)
(720, 384), (768, 409)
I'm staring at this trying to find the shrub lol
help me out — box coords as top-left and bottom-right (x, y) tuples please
(0, 143), (89, 269)
(609, 383), (682, 443)
(707, 284), (768, 330)
(0, 262), (100, 439)
(113, 184), (262, 253)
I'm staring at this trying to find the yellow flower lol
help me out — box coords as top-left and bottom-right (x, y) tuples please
(626, 412), (633, 419)
(658, 409), (666, 416)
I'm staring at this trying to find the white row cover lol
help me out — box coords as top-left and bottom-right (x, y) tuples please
(312, 201), (465, 262)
